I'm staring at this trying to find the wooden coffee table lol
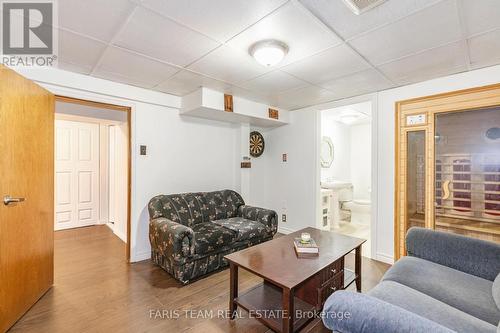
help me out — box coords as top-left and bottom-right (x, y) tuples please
(225, 227), (365, 333)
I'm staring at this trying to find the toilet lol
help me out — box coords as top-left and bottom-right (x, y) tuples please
(342, 200), (371, 225)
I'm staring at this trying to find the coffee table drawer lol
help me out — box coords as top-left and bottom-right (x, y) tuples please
(318, 271), (344, 306)
(320, 258), (344, 286)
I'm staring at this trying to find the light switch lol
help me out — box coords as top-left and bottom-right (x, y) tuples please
(140, 145), (147, 156)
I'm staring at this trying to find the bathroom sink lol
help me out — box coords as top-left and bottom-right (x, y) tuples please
(321, 180), (353, 190)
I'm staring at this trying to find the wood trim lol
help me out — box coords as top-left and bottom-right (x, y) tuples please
(55, 95), (130, 112)
(396, 83), (500, 106)
(126, 109), (131, 262)
(394, 102), (400, 260)
(224, 94), (233, 112)
(268, 108), (279, 120)
(394, 83), (500, 259)
(55, 96), (132, 262)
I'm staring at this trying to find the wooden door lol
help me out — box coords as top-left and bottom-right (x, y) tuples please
(0, 66), (54, 332)
(55, 120), (99, 230)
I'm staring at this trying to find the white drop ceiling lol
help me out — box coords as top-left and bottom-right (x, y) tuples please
(53, 0), (500, 110)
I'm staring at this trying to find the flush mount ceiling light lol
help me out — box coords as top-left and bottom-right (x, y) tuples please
(340, 114), (360, 125)
(249, 40), (289, 67)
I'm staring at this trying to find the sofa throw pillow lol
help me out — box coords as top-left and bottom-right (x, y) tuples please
(493, 272), (500, 311)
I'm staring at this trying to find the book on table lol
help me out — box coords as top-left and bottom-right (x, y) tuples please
(293, 238), (319, 256)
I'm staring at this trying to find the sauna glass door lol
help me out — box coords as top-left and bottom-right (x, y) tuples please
(407, 131), (426, 232)
(434, 107), (500, 241)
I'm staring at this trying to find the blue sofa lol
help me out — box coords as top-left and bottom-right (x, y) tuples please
(322, 227), (500, 333)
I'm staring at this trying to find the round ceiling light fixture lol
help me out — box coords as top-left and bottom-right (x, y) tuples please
(339, 114), (360, 125)
(249, 40), (289, 67)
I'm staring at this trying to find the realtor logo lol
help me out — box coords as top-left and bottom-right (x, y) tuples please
(1, 0), (57, 66)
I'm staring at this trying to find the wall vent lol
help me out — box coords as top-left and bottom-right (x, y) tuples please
(342, 0), (387, 15)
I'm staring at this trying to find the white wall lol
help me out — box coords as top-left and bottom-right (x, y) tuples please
(321, 118), (351, 182)
(133, 105), (240, 259)
(15, 67), (242, 262)
(17, 63), (500, 264)
(320, 115), (371, 201)
(350, 123), (371, 200)
(250, 64), (500, 264)
(249, 110), (320, 234)
(108, 122), (129, 243)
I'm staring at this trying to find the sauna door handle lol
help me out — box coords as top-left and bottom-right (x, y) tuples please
(442, 180), (451, 200)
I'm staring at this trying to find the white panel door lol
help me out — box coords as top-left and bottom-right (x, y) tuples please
(55, 120), (99, 230)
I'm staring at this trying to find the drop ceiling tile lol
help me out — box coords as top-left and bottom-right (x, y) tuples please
(226, 86), (273, 105)
(93, 47), (179, 88)
(57, 61), (93, 75)
(58, 0), (136, 42)
(187, 45), (270, 83)
(281, 43), (370, 84)
(271, 84), (337, 110)
(459, 0), (500, 37)
(320, 69), (393, 100)
(350, 0), (461, 65)
(58, 30), (107, 74)
(239, 70), (309, 94)
(225, 1), (342, 67)
(114, 7), (220, 66)
(140, 0), (287, 42)
(299, 0), (441, 40)
(155, 70), (231, 96)
(469, 29), (500, 70)
(378, 41), (467, 85)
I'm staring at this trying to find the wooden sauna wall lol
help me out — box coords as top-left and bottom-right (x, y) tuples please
(395, 84), (500, 259)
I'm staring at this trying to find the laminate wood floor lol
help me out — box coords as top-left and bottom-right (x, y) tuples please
(9, 225), (390, 333)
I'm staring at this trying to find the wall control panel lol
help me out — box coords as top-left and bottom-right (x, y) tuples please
(406, 113), (427, 126)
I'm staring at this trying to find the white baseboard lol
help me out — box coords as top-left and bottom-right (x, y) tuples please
(277, 226), (296, 234)
(113, 229), (127, 243)
(375, 252), (394, 265)
(131, 250), (151, 263)
(104, 222), (127, 243)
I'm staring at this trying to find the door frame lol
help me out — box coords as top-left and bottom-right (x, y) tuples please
(54, 95), (132, 262)
(315, 93), (379, 260)
(394, 83), (500, 260)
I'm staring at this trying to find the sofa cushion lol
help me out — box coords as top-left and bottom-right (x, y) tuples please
(494, 273), (500, 311)
(192, 222), (236, 254)
(369, 281), (497, 333)
(201, 190), (244, 221)
(212, 217), (268, 241)
(148, 192), (206, 227)
(382, 256), (500, 325)
(148, 190), (245, 228)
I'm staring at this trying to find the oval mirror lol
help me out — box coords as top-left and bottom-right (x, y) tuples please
(320, 136), (334, 168)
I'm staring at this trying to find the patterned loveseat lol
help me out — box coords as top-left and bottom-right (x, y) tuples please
(148, 189), (278, 284)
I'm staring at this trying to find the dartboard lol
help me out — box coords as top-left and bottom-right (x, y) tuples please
(249, 131), (265, 157)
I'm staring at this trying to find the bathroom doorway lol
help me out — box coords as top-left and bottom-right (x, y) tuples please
(319, 101), (374, 258)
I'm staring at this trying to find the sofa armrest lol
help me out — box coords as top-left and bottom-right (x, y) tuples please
(238, 205), (278, 236)
(406, 227), (500, 281)
(149, 217), (194, 260)
(322, 291), (455, 333)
